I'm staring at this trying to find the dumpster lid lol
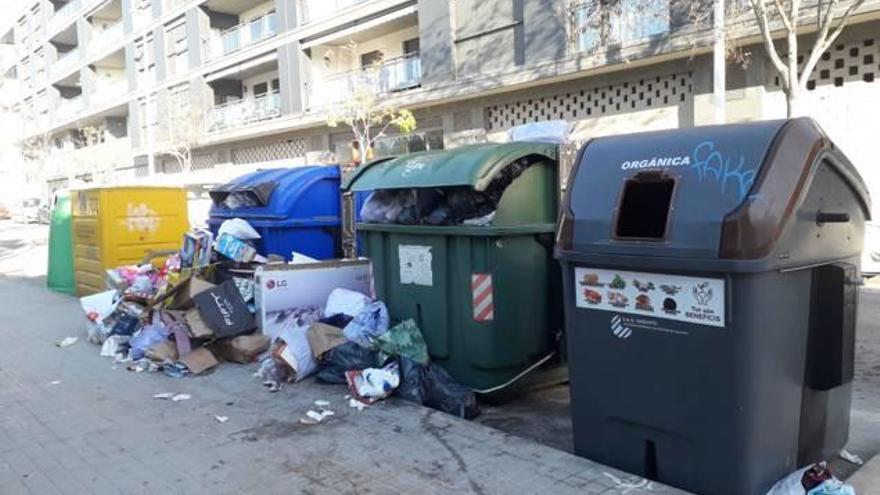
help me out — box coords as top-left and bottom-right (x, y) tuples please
(209, 166), (341, 220)
(344, 142), (558, 192)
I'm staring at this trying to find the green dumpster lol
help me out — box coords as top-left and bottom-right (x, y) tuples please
(47, 192), (75, 295)
(345, 143), (564, 392)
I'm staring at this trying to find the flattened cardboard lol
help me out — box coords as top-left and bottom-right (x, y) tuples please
(193, 280), (255, 338)
(307, 323), (347, 358)
(146, 340), (179, 362)
(215, 334), (270, 364)
(179, 347), (219, 374)
(168, 276), (217, 310)
(184, 308), (214, 339)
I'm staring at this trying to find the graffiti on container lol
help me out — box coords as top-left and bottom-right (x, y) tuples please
(121, 203), (160, 234)
(690, 141), (758, 203)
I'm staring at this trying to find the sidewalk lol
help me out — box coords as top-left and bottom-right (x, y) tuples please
(0, 272), (686, 495)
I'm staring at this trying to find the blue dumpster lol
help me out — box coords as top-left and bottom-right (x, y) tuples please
(208, 166), (345, 261)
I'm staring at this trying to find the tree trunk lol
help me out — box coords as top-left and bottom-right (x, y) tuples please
(786, 85), (803, 117)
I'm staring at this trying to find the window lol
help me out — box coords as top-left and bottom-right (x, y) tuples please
(360, 50), (382, 69)
(165, 19), (188, 76)
(253, 82), (268, 96)
(403, 38), (420, 56)
(574, 0), (670, 52)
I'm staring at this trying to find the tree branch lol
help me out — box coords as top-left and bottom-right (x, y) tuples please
(799, 0), (867, 88)
(772, 0), (794, 32)
(750, 0), (791, 88)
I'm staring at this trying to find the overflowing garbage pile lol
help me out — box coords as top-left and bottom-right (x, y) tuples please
(77, 218), (479, 419)
(359, 157), (537, 227)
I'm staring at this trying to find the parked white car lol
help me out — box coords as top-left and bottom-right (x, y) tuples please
(12, 198), (43, 223)
(862, 222), (880, 277)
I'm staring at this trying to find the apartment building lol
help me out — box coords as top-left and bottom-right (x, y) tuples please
(2, 0), (880, 212)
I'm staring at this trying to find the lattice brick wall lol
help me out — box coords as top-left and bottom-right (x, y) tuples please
(231, 138), (307, 165)
(773, 37), (878, 90)
(486, 72), (693, 132)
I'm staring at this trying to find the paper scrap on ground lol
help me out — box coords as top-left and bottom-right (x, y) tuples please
(349, 398), (367, 411)
(172, 394), (191, 402)
(56, 336), (78, 348)
(314, 400), (330, 407)
(215, 416), (229, 423)
(50, 380), (60, 385)
(153, 392), (174, 400)
(300, 409), (335, 425)
(839, 449), (864, 466)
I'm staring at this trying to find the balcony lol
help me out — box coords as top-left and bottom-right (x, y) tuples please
(57, 95), (86, 120)
(89, 22), (124, 56)
(297, 0), (367, 24)
(570, 0), (671, 52)
(49, 0), (82, 34)
(52, 47), (81, 80)
(92, 79), (129, 106)
(205, 11), (277, 61)
(308, 53), (420, 108)
(207, 89), (281, 132)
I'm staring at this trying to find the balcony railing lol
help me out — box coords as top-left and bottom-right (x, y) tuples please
(207, 89), (281, 132)
(571, 0), (670, 52)
(89, 22), (124, 55)
(297, 0), (367, 24)
(308, 53), (421, 108)
(57, 95), (86, 120)
(51, 47), (81, 80)
(49, 0), (82, 33)
(206, 12), (277, 60)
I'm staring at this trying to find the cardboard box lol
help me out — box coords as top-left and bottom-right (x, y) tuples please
(254, 259), (374, 340)
(179, 347), (219, 375)
(307, 322), (347, 358)
(214, 334), (270, 364)
(215, 234), (256, 262)
(168, 276), (216, 310)
(184, 308), (214, 339)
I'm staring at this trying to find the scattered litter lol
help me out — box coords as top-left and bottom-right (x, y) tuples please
(172, 394), (191, 402)
(601, 472), (653, 494)
(300, 409), (335, 425)
(314, 400), (331, 407)
(839, 449), (864, 466)
(215, 416), (229, 423)
(56, 336), (78, 348)
(349, 398), (367, 411)
(153, 392), (174, 400)
(346, 361), (400, 404)
(50, 381), (60, 385)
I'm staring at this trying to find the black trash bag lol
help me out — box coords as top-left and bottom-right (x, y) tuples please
(110, 314), (141, 336)
(394, 358), (480, 419)
(396, 356), (426, 404)
(316, 342), (380, 384)
(320, 313), (353, 328)
(422, 363), (481, 419)
(445, 187), (496, 222)
(424, 204), (454, 225)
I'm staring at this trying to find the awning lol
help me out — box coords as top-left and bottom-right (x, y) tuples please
(344, 142), (558, 192)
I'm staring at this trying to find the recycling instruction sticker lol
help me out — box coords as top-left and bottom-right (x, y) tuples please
(574, 267), (725, 327)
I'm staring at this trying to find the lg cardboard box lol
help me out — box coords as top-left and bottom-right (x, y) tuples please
(254, 259), (374, 340)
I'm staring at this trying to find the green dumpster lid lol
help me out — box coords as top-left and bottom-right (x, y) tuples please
(343, 142), (558, 192)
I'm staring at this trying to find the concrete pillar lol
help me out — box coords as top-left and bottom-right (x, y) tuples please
(121, 0), (134, 34)
(523, 0), (566, 64)
(417, 0), (455, 86)
(153, 27), (167, 82)
(80, 65), (96, 106)
(275, 0), (299, 31)
(128, 99), (141, 148)
(277, 41), (303, 115)
(124, 42), (137, 91)
(185, 7), (204, 68)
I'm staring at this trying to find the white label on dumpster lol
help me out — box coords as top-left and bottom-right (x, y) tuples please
(399, 245), (433, 286)
(574, 267), (725, 327)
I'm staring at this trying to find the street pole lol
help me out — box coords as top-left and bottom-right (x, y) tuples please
(146, 91), (156, 176)
(714, 0), (726, 124)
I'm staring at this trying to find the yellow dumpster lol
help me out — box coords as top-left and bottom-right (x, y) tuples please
(71, 186), (188, 296)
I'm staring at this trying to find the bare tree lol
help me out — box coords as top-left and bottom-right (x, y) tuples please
(322, 40), (417, 173)
(749, 0), (867, 116)
(161, 87), (205, 173)
(19, 130), (54, 184)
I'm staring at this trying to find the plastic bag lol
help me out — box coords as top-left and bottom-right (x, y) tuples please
(316, 342), (380, 384)
(324, 288), (371, 319)
(277, 322), (318, 382)
(395, 359), (480, 419)
(344, 301), (390, 347)
(346, 361), (400, 404)
(766, 463), (854, 495)
(808, 480), (855, 495)
(80, 290), (121, 344)
(129, 314), (170, 361)
(507, 120), (570, 143)
(218, 217), (261, 240)
(376, 319), (429, 365)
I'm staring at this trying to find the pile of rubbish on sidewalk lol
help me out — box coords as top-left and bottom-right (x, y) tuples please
(77, 217), (479, 419)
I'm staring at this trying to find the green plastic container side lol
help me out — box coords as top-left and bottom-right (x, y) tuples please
(47, 193), (75, 295)
(353, 149), (564, 391)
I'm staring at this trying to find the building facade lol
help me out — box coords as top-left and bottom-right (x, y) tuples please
(2, 0), (880, 215)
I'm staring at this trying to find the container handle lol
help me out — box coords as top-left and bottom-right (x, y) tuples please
(816, 211), (850, 225)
